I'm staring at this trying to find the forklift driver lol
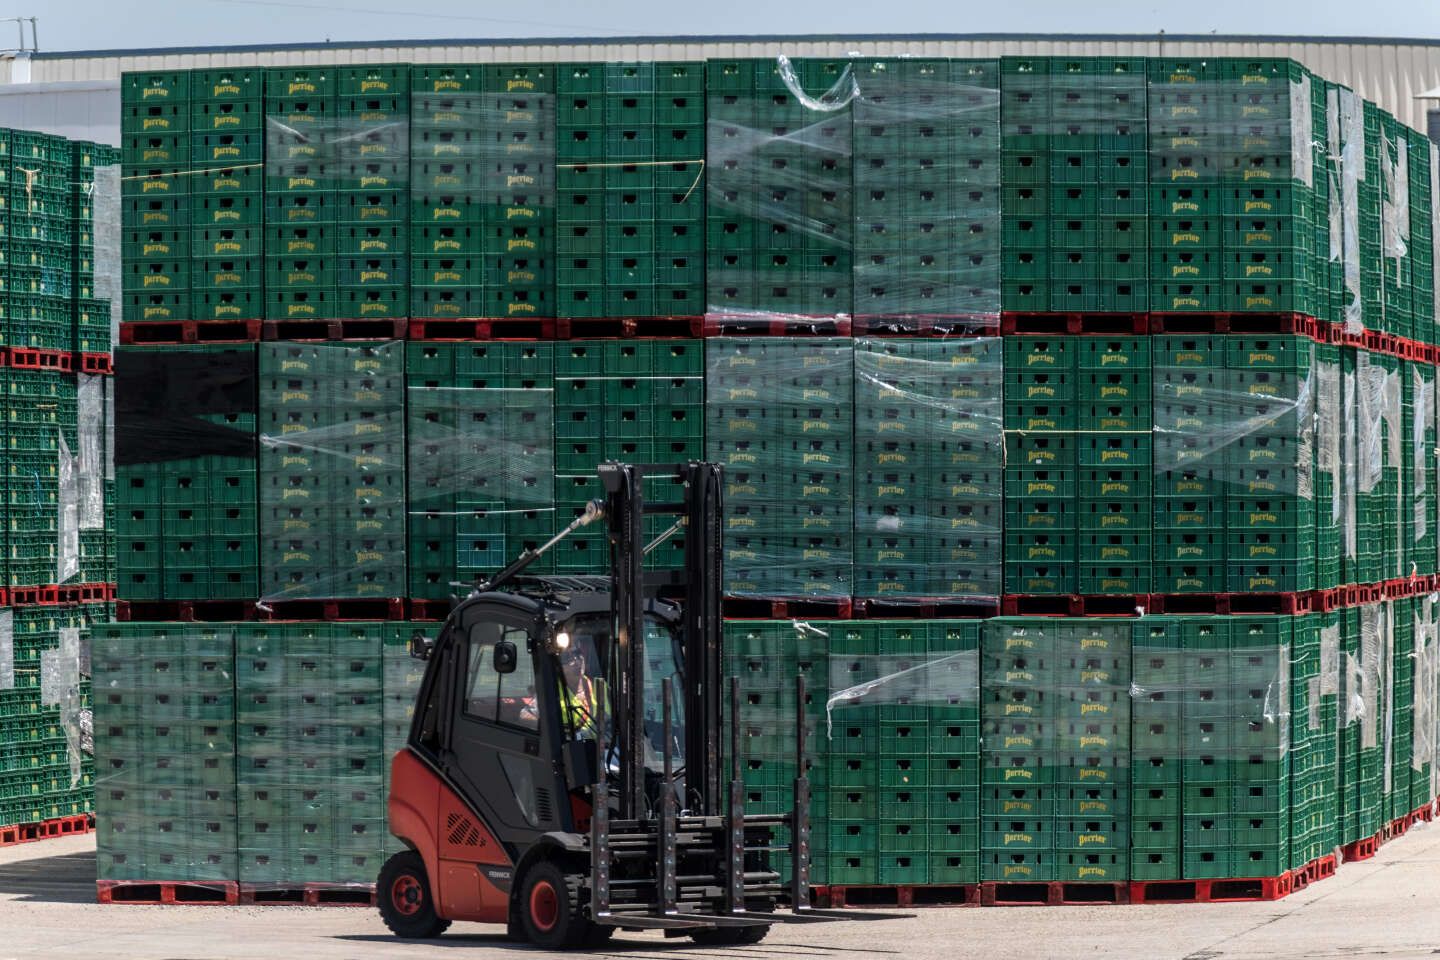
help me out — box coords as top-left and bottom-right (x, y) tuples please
(559, 641), (598, 735)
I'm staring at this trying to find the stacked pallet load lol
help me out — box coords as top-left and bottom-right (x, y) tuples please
(101, 55), (1440, 906)
(1, 123), (118, 844)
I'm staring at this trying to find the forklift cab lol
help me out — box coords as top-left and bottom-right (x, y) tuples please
(409, 589), (687, 848)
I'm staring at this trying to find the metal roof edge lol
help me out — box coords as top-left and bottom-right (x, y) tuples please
(34, 31), (1440, 60)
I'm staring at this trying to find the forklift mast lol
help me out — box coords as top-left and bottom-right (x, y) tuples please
(598, 461), (725, 820)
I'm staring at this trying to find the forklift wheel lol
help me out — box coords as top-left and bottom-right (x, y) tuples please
(690, 925), (770, 946)
(377, 851), (451, 939)
(518, 860), (598, 949)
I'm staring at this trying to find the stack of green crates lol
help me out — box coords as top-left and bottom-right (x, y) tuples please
(1224, 337), (1316, 593)
(121, 71), (191, 323)
(0, 606), (94, 829)
(70, 139), (119, 353)
(484, 64), (554, 321)
(235, 622), (386, 885)
(1411, 131), (1437, 343)
(1004, 337), (1076, 593)
(705, 59), (853, 326)
(1218, 60), (1327, 318)
(1130, 617), (1182, 879)
(1405, 363), (1438, 578)
(405, 341), (555, 597)
(12, 131), (77, 350)
(120, 57), (1440, 334)
(1055, 620), (1130, 882)
(191, 69), (264, 323)
(93, 621), (232, 880)
(706, 338), (853, 598)
(1288, 609), (1339, 869)
(980, 618), (1053, 881)
(1128, 616), (1301, 880)
(381, 622), (424, 860)
(408, 64), (485, 320)
(555, 62), (705, 319)
(853, 338), (1002, 599)
(1076, 338), (1151, 595)
(115, 344), (258, 600)
(95, 620), (421, 883)
(265, 67), (337, 321)
(337, 66), (409, 322)
(1180, 616), (1291, 880)
(980, 620), (1132, 882)
(258, 341), (404, 599)
(1147, 59), (1329, 316)
(1388, 597), (1415, 824)
(6, 370), (77, 588)
(724, 619), (828, 882)
(832, 622), (929, 886)
(552, 339), (703, 571)
(852, 58), (1000, 329)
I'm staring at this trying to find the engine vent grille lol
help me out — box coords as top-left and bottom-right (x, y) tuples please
(445, 811), (481, 847)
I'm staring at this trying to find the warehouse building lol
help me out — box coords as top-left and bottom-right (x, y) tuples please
(8, 33), (1440, 143)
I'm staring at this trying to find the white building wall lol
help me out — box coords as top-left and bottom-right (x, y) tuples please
(7, 34), (1440, 134)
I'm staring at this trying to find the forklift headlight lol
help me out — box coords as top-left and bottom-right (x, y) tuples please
(554, 631), (571, 651)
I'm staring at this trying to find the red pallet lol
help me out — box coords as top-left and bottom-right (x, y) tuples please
(0, 813), (93, 847)
(78, 353), (114, 375)
(9, 585), (59, 606)
(260, 318), (408, 342)
(721, 596), (853, 619)
(1312, 319), (1346, 345)
(1341, 833), (1379, 863)
(1002, 312), (1149, 336)
(117, 597), (408, 622)
(1000, 594), (1148, 617)
(408, 317), (557, 340)
(700, 315), (853, 338)
(979, 881), (1130, 906)
(97, 880), (240, 906)
(55, 582), (115, 604)
(1289, 854), (1336, 892)
(553, 315), (703, 339)
(1129, 872), (1293, 904)
(1352, 583), (1386, 604)
(1146, 591), (1314, 616)
(1382, 813), (1413, 842)
(814, 884), (980, 908)
(1382, 576), (1433, 599)
(1147, 312), (1316, 337)
(854, 314), (1002, 337)
(855, 598), (1001, 620)
(119, 319), (262, 345)
(406, 597), (454, 621)
(9, 347), (74, 372)
(239, 883), (376, 907)
(116, 599), (256, 622)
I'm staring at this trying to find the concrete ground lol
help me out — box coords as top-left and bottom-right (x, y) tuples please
(2, 827), (1440, 960)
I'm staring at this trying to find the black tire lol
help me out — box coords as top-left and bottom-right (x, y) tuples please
(690, 924), (771, 946)
(377, 850), (451, 939)
(518, 860), (596, 950)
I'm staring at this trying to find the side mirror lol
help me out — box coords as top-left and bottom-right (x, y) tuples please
(408, 631), (434, 661)
(493, 640), (518, 675)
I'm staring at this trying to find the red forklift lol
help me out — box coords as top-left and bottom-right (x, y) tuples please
(378, 462), (904, 948)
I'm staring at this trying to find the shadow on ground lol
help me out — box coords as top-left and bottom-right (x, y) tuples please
(337, 932), (902, 955)
(0, 850), (97, 905)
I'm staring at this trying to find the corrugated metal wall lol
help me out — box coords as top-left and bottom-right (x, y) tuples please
(11, 35), (1440, 130)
